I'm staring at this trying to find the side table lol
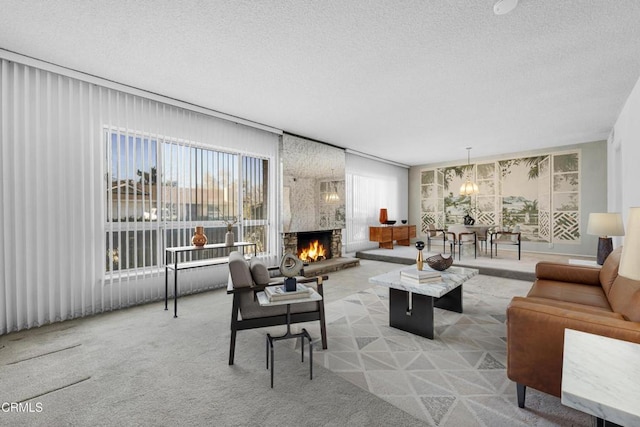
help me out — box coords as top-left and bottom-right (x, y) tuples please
(562, 329), (640, 427)
(257, 287), (323, 388)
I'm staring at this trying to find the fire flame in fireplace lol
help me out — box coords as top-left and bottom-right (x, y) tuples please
(299, 240), (327, 262)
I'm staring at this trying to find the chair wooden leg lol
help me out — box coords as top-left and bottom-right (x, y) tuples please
(316, 283), (328, 350)
(319, 305), (328, 350)
(517, 383), (526, 408)
(229, 328), (237, 365)
(320, 316), (328, 350)
(229, 295), (240, 365)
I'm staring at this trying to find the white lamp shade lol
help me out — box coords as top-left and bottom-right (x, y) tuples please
(619, 207), (640, 280)
(459, 180), (479, 196)
(586, 213), (625, 237)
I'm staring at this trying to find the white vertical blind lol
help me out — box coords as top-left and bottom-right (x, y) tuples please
(0, 57), (279, 334)
(345, 152), (409, 253)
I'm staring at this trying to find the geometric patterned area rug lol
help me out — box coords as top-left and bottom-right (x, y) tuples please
(313, 276), (592, 426)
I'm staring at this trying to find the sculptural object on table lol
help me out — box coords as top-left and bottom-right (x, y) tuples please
(280, 252), (304, 291)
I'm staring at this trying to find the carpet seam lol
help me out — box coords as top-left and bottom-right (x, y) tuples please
(5, 343), (82, 365)
(18, 376), (92, 403)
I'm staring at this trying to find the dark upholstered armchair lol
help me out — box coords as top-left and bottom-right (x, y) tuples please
(227, 251), (328, 365)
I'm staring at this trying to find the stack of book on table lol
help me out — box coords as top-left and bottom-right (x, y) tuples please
(400, 269), (442, 285)
(264, 283), (312, 301)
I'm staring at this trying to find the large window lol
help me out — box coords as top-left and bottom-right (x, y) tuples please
(106, 130), (269, 273)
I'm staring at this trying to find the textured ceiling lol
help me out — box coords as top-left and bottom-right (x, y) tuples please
(2, 0), (640, 165)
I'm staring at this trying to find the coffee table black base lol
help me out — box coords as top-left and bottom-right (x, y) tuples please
(389, 285), (463, 339)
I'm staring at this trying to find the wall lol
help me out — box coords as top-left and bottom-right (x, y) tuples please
(345, 152), (409, 253)
(610, 74), (640, 242)
(281, 134), (346, 233)
(0, 54), (280, 334)
(409, 141), (607, 256)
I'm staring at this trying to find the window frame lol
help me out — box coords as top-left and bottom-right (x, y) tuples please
(104, 127), (270, 275)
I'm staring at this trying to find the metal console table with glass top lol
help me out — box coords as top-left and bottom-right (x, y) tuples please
(164, 242), (257, 317)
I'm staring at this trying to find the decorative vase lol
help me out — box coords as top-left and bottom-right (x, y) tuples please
(191, 226), (207, 247)
(415, 241), (425, 271)
(379, 208), (388, 225)
(225, 231), (235, 246)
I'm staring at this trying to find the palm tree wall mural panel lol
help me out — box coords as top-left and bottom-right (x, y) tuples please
(420, 150), (581, 243)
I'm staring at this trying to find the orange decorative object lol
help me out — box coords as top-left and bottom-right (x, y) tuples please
(379, 208), (388, 225)
(191, 226), (208, 247)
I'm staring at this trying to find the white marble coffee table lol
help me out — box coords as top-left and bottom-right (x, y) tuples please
(369, 265), (479, 339)
(562, 329), (640, 427)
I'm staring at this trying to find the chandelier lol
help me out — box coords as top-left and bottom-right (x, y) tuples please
(459, 147), (479, 196)
(324, 169), (340, 203)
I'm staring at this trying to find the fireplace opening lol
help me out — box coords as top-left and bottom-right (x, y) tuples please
(297, 231), (332, 263)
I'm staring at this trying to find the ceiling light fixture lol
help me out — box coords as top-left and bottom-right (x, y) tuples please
(324, 169), (340, 203)
(459, 147), (479, 196)
(494, 0), (519, 15)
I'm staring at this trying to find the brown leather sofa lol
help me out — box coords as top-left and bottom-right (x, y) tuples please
(506, 247), (640, 408)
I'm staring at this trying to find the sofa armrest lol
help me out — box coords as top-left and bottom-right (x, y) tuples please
(535, 262), (601, 286)
(506, 297), (640, 398)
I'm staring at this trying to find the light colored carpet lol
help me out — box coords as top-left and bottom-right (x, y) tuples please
(0, 259), (594, 426)
(0, 289), (421, 426)
(314, 274), (593, 426)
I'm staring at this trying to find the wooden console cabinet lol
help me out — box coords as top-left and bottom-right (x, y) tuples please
(369, 225), (416, 249)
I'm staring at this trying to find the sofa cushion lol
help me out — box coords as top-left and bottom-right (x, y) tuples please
(607, 275), (640, 322)
(600, 246), (622, 295)
(527, 280), (611, 311)
(249, 256), (271, 285)
(535, 262), (601, 286)
(229, 251), (253, 288)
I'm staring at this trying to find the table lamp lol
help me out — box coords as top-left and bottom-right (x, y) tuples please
(587, 213), (625, 265)
(619, 207), (640, 280)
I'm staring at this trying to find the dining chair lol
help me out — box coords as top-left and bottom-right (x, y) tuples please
(491, 225), (522, 260)
(446, 224), (477, 260)
(426, 224), (447, 253)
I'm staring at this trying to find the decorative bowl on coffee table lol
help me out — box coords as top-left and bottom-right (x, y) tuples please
(426, 254), (453, 271)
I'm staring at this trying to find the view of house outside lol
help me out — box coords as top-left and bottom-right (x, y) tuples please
(106, 132), (268, 272)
